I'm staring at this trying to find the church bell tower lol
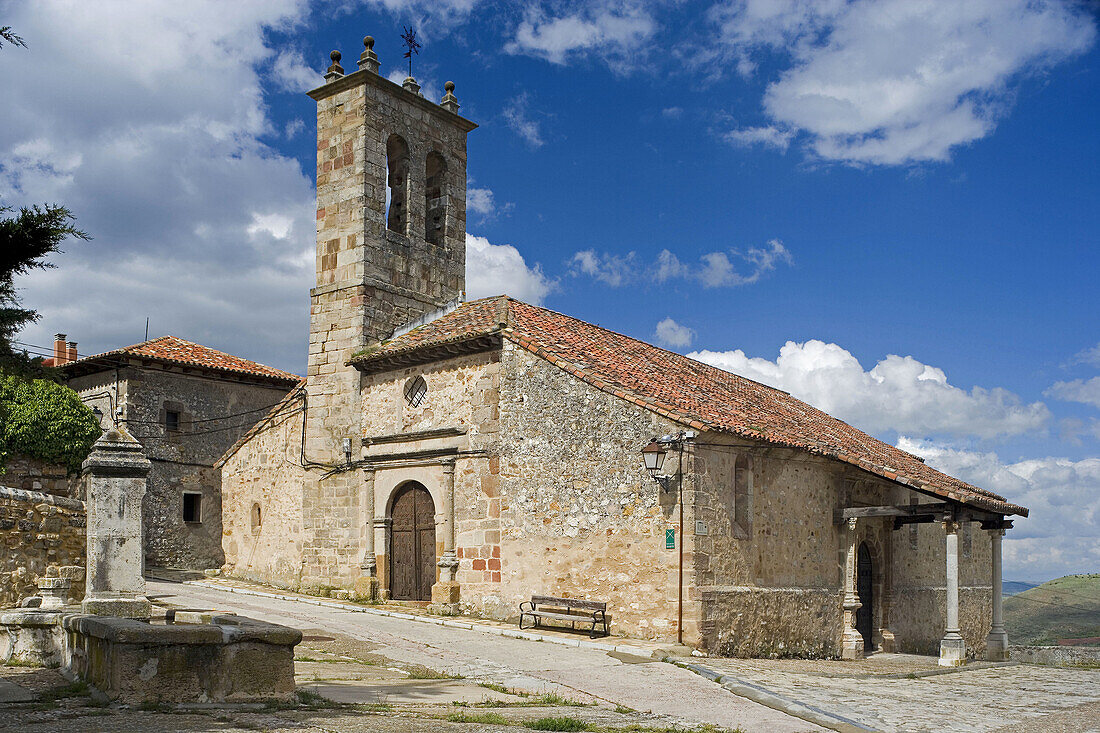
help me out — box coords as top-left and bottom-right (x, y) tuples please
(306, 37), (477, 461)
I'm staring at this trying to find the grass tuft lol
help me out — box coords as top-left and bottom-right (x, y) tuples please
(523, 716), (589, 731)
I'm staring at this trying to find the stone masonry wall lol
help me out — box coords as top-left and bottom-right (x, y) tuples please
(2, 454), (81, 500)
(0, 486), (85, 607)
(120, 367), (294, 570)
(488, 343), (687, 641)
(221, 393), (307, 589)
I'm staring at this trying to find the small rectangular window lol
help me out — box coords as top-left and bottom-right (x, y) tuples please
(183, 492), (202, 523)
(165, 410), (180, 432)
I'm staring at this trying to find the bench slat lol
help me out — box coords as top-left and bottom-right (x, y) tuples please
(530, 595), (606, 611)
(526, 611), (599, 622)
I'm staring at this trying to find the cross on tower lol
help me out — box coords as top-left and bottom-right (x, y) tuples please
(401, 26), (420, 77)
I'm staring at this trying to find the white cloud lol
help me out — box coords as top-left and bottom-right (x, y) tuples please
(654, 317), (695, 349)
(569, 249), (637, 287)
(1, 1), (316, 373)
(467, 187), (495, 215)
(271, 49), (318, 92)
(284, 118), (305, 138)
(661, 107), (683, 119)
(725, 125), (794, 151)
(503, 93), (545, 147)
(574, 240), (792, 288)
(899, 438), (1100, 581)
(1069, 342), (1100, 368)
(689, 340), (1051, 441)
(506, 3), (655, 71)
(1045, 377), (1100, 409)
(711, 0), (1097, 165)
(465, 233), (554, 304)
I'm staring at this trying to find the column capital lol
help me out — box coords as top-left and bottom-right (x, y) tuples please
(846, 516), (858, 531)
(942, 520), (959, 534)
(441, 459), (456, 475)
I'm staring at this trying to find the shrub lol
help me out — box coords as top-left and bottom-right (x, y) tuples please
(0, 374), (100, 473)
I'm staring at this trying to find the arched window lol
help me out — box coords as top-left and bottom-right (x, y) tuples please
(424, 152), (447, 245)
(251, 503), (262, 533)
(386, 134), (410, 235)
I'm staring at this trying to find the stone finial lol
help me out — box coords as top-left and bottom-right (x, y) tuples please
(358, 35), (380, 73)
(402, 76), (421, 95)
(440, 80), (460, 114)
(325, 49), (344, 82)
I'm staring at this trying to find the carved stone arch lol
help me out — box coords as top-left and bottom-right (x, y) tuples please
(386, 134), (410, 235)
(424, 151), (448, 245)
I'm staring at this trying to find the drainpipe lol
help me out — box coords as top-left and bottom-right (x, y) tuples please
(677, 441), (684, 645)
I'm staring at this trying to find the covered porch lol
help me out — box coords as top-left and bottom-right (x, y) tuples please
(835, 491), (1020, 666)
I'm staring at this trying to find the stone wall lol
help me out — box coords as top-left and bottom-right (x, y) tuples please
(701, 587), (842, 658)
(486, 343), (686, 639)
(2, 454), (81, 500)
(0, 486), (85, 607)
(221, 392), (308, 589)
(70, 366), (294, 570)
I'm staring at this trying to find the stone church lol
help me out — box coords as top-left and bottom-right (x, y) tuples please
(220, 39), (1027, 661)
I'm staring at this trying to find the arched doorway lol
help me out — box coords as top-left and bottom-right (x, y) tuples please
(389, 482), (436, 601)
(856, 542), (874, 650)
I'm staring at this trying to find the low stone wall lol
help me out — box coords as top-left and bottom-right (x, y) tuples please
(3, 454), (81, 499)
(890, 586), (992, 658)
(1009, 645), (1100, 667)
(700, 587), (842, 658)
(0, 486), (86, 607)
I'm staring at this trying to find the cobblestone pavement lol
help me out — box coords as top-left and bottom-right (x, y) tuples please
(699, 655), (1100, 732)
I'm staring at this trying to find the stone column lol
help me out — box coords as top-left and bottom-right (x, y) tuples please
(373, 516), (391, 601)
(985, 528), (1009, 660)
(355, 467), (379, 602)
(81, 428), (152, 619)
(431, 461), (460, 614)
(939, 519), (966, 666)
(841, 517), (864, 660)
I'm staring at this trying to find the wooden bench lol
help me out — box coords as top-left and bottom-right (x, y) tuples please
(518, 595), (609, 638)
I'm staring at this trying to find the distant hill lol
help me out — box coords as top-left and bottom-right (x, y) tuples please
(1003, 580), (1038, 596)
(1004, 574), (1100, 646)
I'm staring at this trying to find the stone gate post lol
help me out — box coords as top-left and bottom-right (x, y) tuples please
(81, 428), (152, 619)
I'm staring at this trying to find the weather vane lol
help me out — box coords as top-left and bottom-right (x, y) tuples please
(401, 25), (420, 77)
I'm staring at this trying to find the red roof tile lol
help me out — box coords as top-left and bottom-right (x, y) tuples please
(353, 296), (1027, 517)
(66, 336), (302, 385)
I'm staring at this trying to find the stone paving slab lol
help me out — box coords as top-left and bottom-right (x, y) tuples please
(0, 678), (33, 703)
(182, 576), (683, 658)
(697, 656), (1100, 732)
(298, 678), (518, 705)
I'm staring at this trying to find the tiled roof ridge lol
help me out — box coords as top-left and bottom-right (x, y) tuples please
(69, 335), (302, 384)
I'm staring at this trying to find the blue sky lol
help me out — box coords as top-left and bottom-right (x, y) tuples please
(1, 1), (1098, 582)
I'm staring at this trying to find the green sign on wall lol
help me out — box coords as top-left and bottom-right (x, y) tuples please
(665, 528), (675, 550)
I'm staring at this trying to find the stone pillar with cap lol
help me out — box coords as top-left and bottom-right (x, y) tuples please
(81, 427), (152, 619)
(985, 526), (1009, 660)
(358, 35), (380, 73)
(939, 518), (966, 666)
(354, 466), (380, 601)
(430, 460), (460, 614)
(840, 517), (864, 660)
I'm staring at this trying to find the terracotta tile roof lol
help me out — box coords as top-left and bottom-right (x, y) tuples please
(66, 336), (302, 386)
(353, 295), (1027, 517)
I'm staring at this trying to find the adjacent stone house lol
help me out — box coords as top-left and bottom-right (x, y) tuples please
(220, 40), (1028, 662)
(60, 336), (300, 570)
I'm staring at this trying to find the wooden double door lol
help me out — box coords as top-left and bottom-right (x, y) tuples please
(389, 483), (437, 601)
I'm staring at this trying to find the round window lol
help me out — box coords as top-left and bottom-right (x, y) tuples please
(404, 375), (428, 407)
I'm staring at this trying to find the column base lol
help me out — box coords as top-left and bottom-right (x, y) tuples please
(985, 629), (1009, 661)
(841, 632), (864, 660)
(878, 629), (896, 653)
(429, 581), (461, 615)
(353, 575), (380, 603)
(82, 595), (151, 620)
(939, 634), (967, 666)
